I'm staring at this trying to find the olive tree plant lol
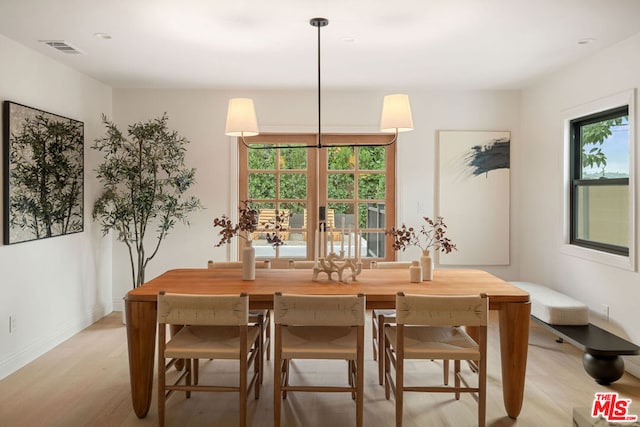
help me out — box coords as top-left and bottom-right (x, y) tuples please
(92, 114), (202, 288)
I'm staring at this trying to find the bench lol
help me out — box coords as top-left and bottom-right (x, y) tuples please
(512, 281), (639, 385)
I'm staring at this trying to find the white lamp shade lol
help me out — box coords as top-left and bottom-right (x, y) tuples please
(225, 98), (259, 137)
(380, 94), (414, 133)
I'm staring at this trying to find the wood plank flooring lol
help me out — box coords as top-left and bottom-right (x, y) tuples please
(1, 311), (639, 426)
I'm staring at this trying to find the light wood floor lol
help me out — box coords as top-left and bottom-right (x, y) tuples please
(1, 311), (639, 427)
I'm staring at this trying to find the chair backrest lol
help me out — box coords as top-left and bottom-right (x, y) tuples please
(157, 292), (248, 326)
(288, 260), (316, 269)
(274, 293), (365, 326)
(370, 261), (412, 269)
(207, 260), (271, 269)
(395, 293), (488, 327)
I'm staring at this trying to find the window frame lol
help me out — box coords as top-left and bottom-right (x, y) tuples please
(561, 89), (636, 271)
(569, 105), (630, 256)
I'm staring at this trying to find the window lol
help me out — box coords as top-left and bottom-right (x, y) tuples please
(239, 134), (395, 267)
(570, 106), (629, 256)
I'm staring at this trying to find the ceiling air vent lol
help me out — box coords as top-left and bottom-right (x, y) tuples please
(39, 40), (84, 54)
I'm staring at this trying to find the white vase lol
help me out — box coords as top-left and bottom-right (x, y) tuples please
(242, 240), (256, 281)
(420, 250), (434, 281)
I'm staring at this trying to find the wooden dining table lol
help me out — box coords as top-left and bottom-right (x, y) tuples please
(125, 267), (530, 419)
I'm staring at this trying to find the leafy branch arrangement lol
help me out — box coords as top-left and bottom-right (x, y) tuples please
(386, 216), (457, 254)
(92, 114), (202, 288)
(213, 200), (290, 248)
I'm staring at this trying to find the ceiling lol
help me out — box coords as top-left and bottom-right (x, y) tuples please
(1, 0), (640, 90)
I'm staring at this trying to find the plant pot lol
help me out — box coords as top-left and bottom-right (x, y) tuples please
(242, 240), (256, 281)
(420, 250), (434, 281)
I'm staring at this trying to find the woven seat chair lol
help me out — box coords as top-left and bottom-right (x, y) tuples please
(273, 293), (366, 427)
(207, 260), (271, 370)
(370, 261), (450, 386)
(384, 293), (488, 427)
(157, 292), (261, 427)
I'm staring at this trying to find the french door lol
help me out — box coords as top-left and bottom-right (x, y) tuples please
(239, 133), (395, 268)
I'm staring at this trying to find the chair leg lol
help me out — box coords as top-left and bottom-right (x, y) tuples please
(372, 313), (378, 362)
(193, 359), (199, 385)
(259, 319), (265, 386)
(479, 357), (487, 427)
(357, 338), (364, 427)
(274, 343), (282, 427)
(266, 311), (271, 361)
(158, 357), (165, 427)
(255, 338), (261, 400)
(454, 360), (461, 400)
(384, 334), (391, 400)
(240, 352), (248, 427)
(396, 352), (404, 427)
(283, 359), (290, 399)
(443, 360), (449, 385)
(377, 313), (385, 385)
(185, 359), (191, 399)
(349, 360), (355, 399)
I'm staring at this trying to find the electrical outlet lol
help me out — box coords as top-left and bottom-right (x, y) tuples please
(600, 304), (610, 321)
(9, 315), (16, 333)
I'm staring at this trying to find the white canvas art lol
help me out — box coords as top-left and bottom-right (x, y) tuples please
(437, 130), (510, 265)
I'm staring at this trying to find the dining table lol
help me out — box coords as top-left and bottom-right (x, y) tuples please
(125, 267), (530, 419)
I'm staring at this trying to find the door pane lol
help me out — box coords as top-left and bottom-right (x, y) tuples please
(328, 146), (355, 170)
(358, 146), (385, 170)
(248, 173), (276, 199)
(358, 202), (385, 229)
(358, 173), (385, 199)
(280, 146), (307, 170)
(248, 146), (275, 169)
(328, 202), (355, 229)
(280, 173), (307, 199)
(328, 173), (355, 199)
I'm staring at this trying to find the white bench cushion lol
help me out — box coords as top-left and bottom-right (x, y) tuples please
(511, 281), (589, 326)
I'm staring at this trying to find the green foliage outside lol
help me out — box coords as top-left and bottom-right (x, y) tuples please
(581, 117), (626, 177)
(92, 114), (202, 288)
(248, 145), (386, 227)
(8, 115), (83, 240)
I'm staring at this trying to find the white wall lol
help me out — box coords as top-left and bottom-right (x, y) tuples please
(0, 35), (113, 380)
(520, 33), (640, 373)
(111, 88), (522, 302)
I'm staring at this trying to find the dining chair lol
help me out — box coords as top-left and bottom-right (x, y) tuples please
(384, 293), (488, 427)
(370, 261), (433, 386)
(273, 293), (366, 427)
(207, 260), (271, 376)
(157, 292), (261, 427)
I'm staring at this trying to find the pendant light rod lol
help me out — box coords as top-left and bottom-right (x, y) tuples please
(311, 18), (328, 149)
(226, 17), (413, 150)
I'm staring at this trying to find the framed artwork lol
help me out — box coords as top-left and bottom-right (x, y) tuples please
(437, 130), (510, 265)
(3, 101), (84, 244)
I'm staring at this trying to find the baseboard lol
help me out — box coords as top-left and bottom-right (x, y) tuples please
(113, 296), (125, 312)
(0, 305), (110, 381)
(624, 356), (640, 379)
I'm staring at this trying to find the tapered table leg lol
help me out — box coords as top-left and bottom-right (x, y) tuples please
(499, 301), (530, 418)
(125, 299), (157, 418)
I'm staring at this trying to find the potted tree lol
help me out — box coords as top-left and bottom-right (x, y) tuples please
(92, 113), (202, 292)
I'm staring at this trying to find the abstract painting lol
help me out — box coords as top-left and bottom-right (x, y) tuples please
(437, 130), (510, 265)
(3, 102), (84, 244)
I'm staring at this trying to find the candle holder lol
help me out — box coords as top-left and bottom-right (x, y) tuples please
(312, 251), (362, 283)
